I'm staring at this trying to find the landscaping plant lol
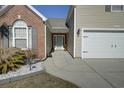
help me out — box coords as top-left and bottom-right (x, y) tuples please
(0, 48), (26, 74)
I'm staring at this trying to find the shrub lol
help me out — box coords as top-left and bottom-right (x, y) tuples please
(0, 48), (26, 74)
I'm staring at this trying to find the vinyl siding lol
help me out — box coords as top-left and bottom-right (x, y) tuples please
(76, 5), (124, 28)
(75, 5), (124, 57)
(46, 27), (52, 56)
(67, 9), (74, 57)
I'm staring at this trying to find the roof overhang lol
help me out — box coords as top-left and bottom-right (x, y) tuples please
(46, 19), (69, 33)
(50, 28), (69, 33)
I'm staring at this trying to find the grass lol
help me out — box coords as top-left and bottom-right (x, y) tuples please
(0, 72), (78, 88)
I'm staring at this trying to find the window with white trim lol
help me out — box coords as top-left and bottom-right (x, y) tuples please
(14, 27), (27, 48)
(12, 20), (32, 49)
(111, 5), (124, 12)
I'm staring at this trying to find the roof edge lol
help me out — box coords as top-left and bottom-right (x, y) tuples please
(0, 5), (47, 21)
(27, 5), (47, 21)
(66, 5), (75, 24)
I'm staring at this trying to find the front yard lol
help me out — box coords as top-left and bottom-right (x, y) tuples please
(0, 72), (78, 88)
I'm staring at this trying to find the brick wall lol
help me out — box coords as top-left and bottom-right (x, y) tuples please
(0, 5), (46, 59)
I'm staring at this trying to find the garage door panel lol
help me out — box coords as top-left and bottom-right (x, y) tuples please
(82, 32), (124, 58)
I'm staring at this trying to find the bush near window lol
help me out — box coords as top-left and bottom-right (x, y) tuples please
(0, 48), (35, 74)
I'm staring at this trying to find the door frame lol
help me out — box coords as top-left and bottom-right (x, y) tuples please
(52, 33), (67, 51)
(81, 28), (124, 59)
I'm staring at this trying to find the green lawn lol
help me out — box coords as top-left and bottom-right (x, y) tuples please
(0, 72), (78, 88)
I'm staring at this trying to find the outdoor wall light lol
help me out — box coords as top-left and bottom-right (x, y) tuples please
(77, 28), (80, 36)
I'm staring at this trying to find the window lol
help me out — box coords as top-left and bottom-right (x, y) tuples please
(12, 20), (32, 49)
(111, 5), (124, 12)
(14, 28), (27, 48)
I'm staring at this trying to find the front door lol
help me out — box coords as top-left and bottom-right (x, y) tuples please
(54, 35), (64, 50)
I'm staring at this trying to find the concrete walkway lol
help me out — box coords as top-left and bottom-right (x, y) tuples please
(44, 51), (124, 88)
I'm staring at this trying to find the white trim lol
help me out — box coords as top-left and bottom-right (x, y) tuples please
(73, 7), (76, 58)
(27, 5), (47, 21)
(81, 27), (124, 59)
(12, 26), (15, 47)
(28, 27), (32, 49)
(12, 20), (28, 48)
(26, 26), (28, 48)
(44, 25), (46, 59)
(82, 28), (124, 31)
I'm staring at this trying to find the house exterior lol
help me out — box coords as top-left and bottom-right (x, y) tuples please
(0, 5), (47, 59)
(66, 5), (124, 59)
(1, 5), (124, 60)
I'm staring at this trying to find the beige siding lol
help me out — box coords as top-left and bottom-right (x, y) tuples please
(46, 27), (52, 56)
(67, 9), (74, 57)
(75, 5), (124, 57)
(76, 5), (124, 28)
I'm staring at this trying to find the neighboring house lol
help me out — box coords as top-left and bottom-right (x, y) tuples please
(0, 5), (47, 59)
(66, 5), (124, 59)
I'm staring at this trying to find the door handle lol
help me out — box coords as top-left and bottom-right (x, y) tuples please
(115, 44), (117, 48)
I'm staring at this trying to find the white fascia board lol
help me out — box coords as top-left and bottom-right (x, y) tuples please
(27, 5), (47, 21)
(82, 28), (124, 31)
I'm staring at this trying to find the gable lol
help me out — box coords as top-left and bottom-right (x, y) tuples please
(0, 5), (47, 21)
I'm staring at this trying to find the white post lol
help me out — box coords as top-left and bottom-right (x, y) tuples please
(12, 27), (15, 47)
(74, 7), (76, 58)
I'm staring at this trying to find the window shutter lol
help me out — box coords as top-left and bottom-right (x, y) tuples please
(9, 26), (12, 48)
(2, 26), (9, 48)
(28, 27), (32, 49)
(105, 5), (111, 12)
(32, 27), (38, 50)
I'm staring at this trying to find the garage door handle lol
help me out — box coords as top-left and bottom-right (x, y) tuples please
(83, 51), (88, 53)
(111, 44), (113, 48)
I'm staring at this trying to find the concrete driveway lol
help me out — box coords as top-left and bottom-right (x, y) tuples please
(44, 51), (124, 88)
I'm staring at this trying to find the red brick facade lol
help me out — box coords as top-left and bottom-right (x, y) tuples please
(0, 5), (46, 59)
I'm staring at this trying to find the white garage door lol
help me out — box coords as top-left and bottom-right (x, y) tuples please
(82, 31), (124, 58)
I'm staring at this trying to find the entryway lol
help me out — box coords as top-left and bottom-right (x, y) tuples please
(52, 34), (67, 51)
(54, 35), (64, 50)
